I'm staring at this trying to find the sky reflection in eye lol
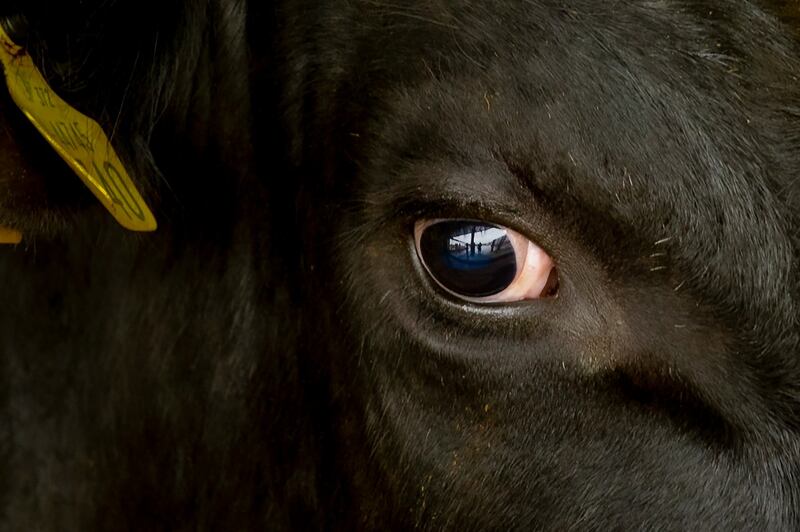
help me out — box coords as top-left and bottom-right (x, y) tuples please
(441, 225), (513, 271)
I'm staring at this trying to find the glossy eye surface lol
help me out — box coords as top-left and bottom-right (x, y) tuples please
(414, 220), (558, 302)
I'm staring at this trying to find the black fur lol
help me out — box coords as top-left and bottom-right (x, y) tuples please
(0, 0), (798, 529)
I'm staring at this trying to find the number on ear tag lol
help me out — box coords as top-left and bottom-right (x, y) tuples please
(0, 25), (157, 232)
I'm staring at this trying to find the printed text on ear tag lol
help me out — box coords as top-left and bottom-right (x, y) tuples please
(0, 26), (157, 232)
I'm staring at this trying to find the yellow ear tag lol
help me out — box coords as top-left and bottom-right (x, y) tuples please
(0, 226), (21, 244)
(0, 26), (156, 231)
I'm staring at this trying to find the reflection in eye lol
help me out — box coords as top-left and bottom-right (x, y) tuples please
(414, 220), (558, 302)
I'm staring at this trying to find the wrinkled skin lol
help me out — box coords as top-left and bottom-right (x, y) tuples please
(1, 1), (799, 530)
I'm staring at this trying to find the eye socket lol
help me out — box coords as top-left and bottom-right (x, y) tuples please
(414, 220), (558, 303)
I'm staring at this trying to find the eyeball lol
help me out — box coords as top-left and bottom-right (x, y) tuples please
(414, 220), (558, 303)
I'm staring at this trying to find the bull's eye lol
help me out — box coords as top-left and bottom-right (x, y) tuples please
(414, 220), (558, 302)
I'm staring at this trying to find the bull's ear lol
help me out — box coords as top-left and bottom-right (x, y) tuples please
(0, 14), (157, 241)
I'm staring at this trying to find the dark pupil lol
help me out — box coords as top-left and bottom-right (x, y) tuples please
(419, 221), (517, 298)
